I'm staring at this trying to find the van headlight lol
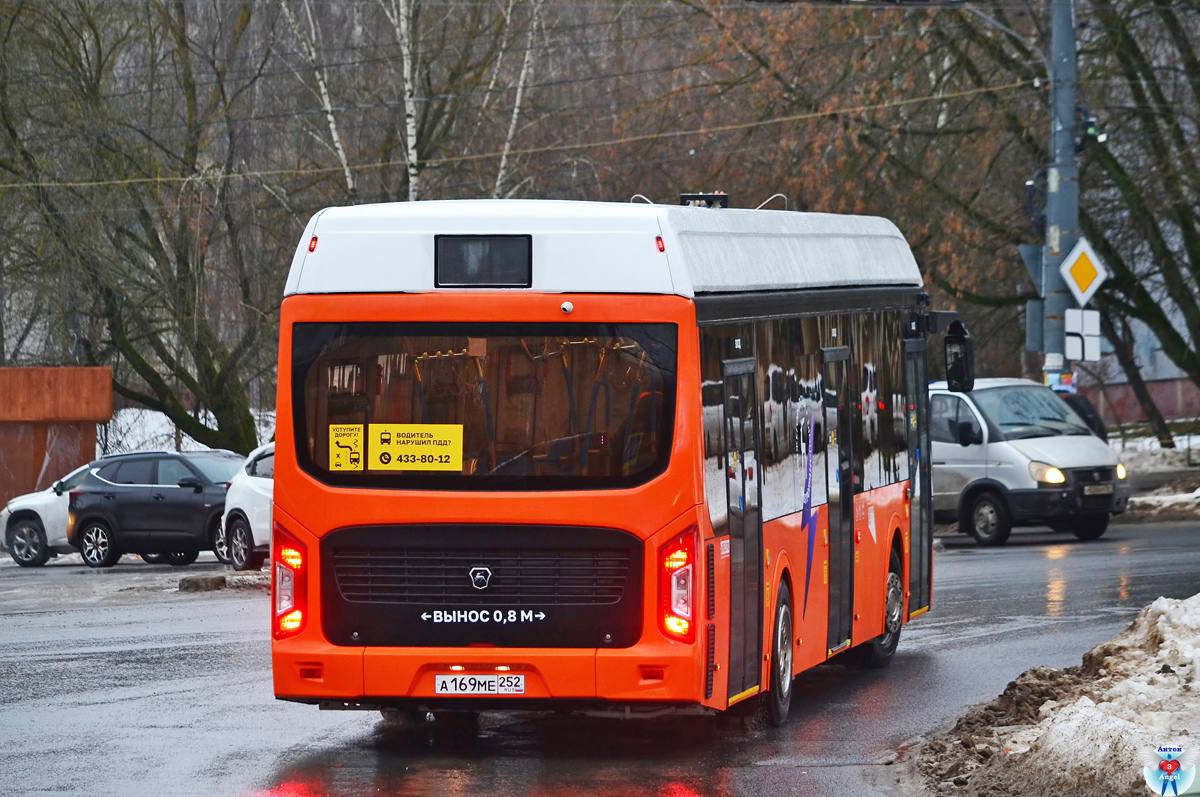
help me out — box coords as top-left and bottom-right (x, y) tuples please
(1029, 461), (1067, 485)
(1116, 463), (1127, 480)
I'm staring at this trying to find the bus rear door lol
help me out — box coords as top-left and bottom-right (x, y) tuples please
(721, 356), (763, 704)
(822, 346), (854, 655)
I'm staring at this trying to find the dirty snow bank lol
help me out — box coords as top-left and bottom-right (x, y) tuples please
(1130, 486), (1200, 513)
(1111, 430), (1200, 474)
(916, 593), (1200, 796)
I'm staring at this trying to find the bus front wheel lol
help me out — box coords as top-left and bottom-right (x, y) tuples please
(766, 581), (794, 727)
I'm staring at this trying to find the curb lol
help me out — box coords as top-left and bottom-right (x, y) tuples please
(179, 574), (227, 592)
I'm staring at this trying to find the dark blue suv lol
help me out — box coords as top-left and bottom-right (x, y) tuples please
(67, 450), (243, 568)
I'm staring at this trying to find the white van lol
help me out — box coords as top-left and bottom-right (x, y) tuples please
(928, 378), (1130, 545)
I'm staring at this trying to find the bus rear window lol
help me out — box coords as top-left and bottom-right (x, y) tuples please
(292, 322), (677, 490)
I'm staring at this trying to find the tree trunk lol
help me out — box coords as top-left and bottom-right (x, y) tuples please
(1102, 313), (1176, 449)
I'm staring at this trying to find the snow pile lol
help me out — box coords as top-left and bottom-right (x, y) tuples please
(1130, 486), (1200, 512)
(98, 408), (275, 455)
(1111, 430), (1200, 474)
(919, 593), (1200, 796)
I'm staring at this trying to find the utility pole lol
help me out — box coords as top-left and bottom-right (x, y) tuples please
(1040, 0), (1079, 379)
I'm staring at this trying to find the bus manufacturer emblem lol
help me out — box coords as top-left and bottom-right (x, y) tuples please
(469, 566), (493, 590)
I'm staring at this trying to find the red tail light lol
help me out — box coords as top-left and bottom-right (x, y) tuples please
(272, 522), (307, 640)
(659, 528), (697, 643)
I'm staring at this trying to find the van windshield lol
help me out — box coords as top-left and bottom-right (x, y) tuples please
(292, 322), (676, 490)
(970, 385), (1093, 440)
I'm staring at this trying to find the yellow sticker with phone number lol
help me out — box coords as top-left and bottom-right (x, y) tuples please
(369, 423), (463, 471)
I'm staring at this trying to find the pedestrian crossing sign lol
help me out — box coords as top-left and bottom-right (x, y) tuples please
(1059, 237), (1108, 307)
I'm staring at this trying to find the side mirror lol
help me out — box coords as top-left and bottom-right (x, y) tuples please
(177, 476), (203, 493)
(957, 420), (979, 447)
(945, 320), (975, 393)
(52, 480), (64, 496)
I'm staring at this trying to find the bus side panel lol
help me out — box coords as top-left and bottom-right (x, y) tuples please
(850, 482), (909, 645)
(786, 503), (831, 675)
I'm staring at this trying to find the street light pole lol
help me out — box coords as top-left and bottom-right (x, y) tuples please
(1040, 0), (1079, 377)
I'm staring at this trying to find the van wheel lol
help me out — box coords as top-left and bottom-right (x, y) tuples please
(766, 581), (794, 727)
(962, 491), (1011, 546)
(80, 521), (121, 568)
(140, 553), (169, 564)
(7, 518), (50, 567)
(1071, 513), (1110, 541)
(854, 550), (904, 668)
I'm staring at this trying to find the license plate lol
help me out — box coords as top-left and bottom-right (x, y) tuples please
(435, 674), (525, 695)
(1083, 483), (1114, 495)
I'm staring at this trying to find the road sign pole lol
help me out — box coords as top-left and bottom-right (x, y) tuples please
(1042, 0), (1079, 376)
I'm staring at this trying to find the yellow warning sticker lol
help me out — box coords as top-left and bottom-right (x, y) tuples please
(329, 424), (364, 471)
(368, 423), (463, 471)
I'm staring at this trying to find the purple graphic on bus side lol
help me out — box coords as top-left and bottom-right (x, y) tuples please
(800, 413), (818, 617)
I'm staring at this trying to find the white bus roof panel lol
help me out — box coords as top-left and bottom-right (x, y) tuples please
(285, 199), (922, 298)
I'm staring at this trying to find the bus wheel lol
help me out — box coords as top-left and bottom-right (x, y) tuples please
(962, 491), (1011, 546)
(854, 550), (903, 669)
(766, 581), (794, 727)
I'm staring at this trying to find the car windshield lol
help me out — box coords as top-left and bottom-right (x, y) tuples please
(292, 321), (677, 490)
(970, 385), (1094, 440)
(59, 466), (90, 490)
(187, 453), (244, 483)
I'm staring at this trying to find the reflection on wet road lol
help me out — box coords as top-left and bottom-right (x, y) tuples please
(1, 522), (1198, 796)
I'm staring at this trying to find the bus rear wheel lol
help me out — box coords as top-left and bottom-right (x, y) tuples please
(853, 550), (904, 669)
(766, 581), (794, 727)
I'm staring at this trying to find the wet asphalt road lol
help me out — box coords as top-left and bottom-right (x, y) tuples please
(2, 520), (1199, 797)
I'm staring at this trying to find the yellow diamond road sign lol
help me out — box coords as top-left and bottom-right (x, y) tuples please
(1059, 237), (1108, 307)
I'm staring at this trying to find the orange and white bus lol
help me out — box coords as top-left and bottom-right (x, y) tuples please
(271, 197), (971, 724)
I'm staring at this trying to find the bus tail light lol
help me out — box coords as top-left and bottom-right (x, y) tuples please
(273, 522), (307, 640)
(659, 528), (697, 643)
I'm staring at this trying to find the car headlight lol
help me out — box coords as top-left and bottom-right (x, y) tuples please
(1116, 462), (1127, 480)
(1029, 461), (1067, 485)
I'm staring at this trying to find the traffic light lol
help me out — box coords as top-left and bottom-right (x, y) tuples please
(1077, 114), (1107, 152)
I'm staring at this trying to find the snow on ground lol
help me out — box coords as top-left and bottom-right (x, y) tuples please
(97, 408), (275, 455)
(916, 593), (1200, 795)
(1110, 426), (1200, 474)
(1131, 487), (1200, 512)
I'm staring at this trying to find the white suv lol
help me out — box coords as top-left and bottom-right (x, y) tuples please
(2, 466), (91, 566)
(223, 442), (273, 570)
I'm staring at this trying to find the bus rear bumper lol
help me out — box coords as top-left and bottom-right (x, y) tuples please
(274, 642), (704, 706)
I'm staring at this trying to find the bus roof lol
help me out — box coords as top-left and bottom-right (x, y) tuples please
(284, 199), (923, 298)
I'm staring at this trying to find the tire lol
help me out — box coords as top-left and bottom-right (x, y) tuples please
(211, 520), (231, 565)
(140, 553), (169, 564)
(167, 550), (199, 566)
(766, 581), (794, 727)
(79, 521), (121, 568)
(1071, 513), (1110, 541)
(961, 491), (1011, 546)
(228, 516), (257, 571)
(854, 550), (904, 668)
(6, 518), (50, 567)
